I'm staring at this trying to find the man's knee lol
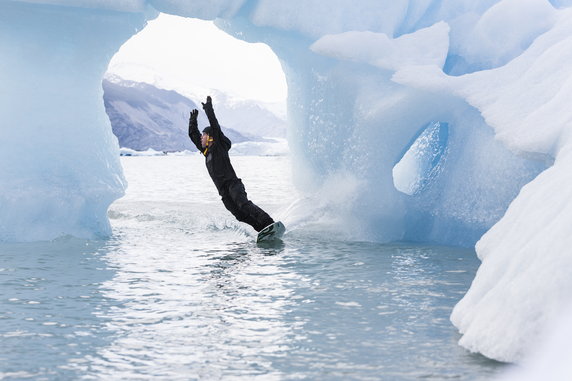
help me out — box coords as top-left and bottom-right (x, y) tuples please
(228, 180), (249, 207)
(221, 195), (247, 221)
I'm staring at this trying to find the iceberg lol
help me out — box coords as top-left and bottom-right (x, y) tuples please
(1, 0), (572, 366)
(0, 1), (154, 241)
(393, 3), (572, 362)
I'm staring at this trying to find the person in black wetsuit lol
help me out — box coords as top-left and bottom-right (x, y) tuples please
(188, 96), (275, 232)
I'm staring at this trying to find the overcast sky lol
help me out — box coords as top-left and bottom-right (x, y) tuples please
(107, 13), (287, 104)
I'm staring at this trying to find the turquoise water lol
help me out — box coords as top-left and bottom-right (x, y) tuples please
(0, 156), (502, 380)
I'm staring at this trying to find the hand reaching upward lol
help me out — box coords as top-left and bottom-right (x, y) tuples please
(189, 109), (198, 123)
(201, 96), (212, 110)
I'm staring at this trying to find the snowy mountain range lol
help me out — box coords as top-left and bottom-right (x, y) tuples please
(103, 76), (286, 152)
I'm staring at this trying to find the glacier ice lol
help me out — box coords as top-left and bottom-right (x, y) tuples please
(2, 0), (572, 367)
(0, 1), (153, 241)
(394, 5), (572, 362)
(310, 22), (450, 72)
(455, 0), (557, 71)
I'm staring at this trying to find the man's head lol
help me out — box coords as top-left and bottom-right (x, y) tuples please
(201, 126), (213, 148)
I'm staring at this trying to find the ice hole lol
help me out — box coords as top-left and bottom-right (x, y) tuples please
(103, 13), (288, 154)
(392, 121), (449, 196)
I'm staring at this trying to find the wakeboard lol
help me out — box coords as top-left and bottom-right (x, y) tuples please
(256, 221), (286, 243)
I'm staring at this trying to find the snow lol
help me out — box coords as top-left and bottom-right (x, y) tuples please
(393, 8), (572, 157)
(3, 0), (572, 370)
(450, 148), (572, 362)
(456, 0), (557, 70)
(494, 304), (572, 381)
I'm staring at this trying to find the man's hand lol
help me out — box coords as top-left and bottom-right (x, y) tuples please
(189, 109), (198, 123)
(201, 96), (212, 110)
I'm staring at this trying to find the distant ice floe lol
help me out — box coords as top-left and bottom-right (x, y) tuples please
(119, 147), (168, 156)
(119, 139), (289, 157)
(229, 139), (289, 157)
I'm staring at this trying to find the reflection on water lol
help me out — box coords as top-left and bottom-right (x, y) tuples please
(0, 239), (116, 380)
(86, 232), (296, 380)
(1, 234), (502, 380)
(0, 157), (503, 380)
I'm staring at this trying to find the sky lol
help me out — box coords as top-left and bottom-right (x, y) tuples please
(107, 13), (287, 104)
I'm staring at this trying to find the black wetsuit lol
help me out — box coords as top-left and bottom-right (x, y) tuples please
(188, 101), (274, 232)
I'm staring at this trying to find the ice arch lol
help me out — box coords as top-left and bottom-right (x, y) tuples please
(2, 0), (572, 364)
(0, 0), (545, 245)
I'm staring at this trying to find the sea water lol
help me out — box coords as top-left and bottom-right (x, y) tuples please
(0, 155), (502, 380)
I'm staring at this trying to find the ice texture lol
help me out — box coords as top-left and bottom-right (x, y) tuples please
(311, 22), (450, 72)
(393, 6), (572, 362)
(494, 305), (572, 381)
(456, 0), (557, 70)
(2, 0), (572, 366)
(0, 1), (154, 241)
(12, 0), (147, 12)
(393, 122), (449, 196)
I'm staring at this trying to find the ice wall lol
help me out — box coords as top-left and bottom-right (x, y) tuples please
(393, 6), (572, 361)
(212, 2), (543, 245)
(0, 0), (551, 245)
(2, 0), (572, 365)
(0, 1), (153, 240)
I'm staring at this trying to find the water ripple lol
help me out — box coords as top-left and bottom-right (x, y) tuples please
(0, 157), (503, 380)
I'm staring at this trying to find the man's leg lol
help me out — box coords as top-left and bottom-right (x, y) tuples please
(222, 180), (274, 232)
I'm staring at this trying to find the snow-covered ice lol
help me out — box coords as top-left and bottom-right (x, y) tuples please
(392, 4), (572, 363)
(311, 22), (450, 72)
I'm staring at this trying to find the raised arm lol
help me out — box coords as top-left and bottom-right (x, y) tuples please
(201, 96), (222, 142)
(188, 109), (203, 151)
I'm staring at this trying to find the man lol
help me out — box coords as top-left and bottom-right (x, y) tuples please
(188, 96), (275, 232)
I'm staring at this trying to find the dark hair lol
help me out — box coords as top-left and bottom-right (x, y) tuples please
(202, 126), (212, 135)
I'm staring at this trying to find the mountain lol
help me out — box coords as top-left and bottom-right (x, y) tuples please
(212, 93), (287, 138)
(102, 76), (285, 152)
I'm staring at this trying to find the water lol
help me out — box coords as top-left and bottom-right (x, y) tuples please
(0, 155), (503, 380)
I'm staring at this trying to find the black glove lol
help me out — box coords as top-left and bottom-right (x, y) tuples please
(189, 109), (199, 128)
(189, 109), (198, 123)
(201, 96), (212, 111)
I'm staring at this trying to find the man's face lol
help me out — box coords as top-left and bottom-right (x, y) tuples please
(201, 133), (210, 149)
